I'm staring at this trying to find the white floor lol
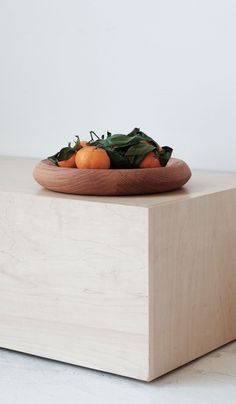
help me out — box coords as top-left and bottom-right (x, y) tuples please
(0, 342), (235, 404)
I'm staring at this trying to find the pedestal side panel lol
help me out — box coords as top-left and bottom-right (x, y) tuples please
(149, 189), (236, 380)
(0, 193), (149, 380)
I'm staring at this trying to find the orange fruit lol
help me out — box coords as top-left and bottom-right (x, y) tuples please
(75, 146), (110, 169)
(58, 153), (76, 168)
(57, 140), (88, 167)
(138, 152), (161, 168)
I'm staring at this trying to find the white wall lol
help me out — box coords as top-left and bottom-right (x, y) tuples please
(0, 0), (235, 171)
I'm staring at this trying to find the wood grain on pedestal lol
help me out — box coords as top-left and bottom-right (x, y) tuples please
(0, 195), (150, 380)
(0, 156), (235, 381)
(148, 188), (236, 380)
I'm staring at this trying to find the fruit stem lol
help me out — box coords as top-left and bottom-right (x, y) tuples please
(73, 135), (81, 151)
(90, 131), (100, 140)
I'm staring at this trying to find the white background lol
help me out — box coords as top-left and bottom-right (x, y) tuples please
(0, 0), (235, 171)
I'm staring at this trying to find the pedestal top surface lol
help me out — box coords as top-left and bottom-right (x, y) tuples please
(1, 156), (235, 208)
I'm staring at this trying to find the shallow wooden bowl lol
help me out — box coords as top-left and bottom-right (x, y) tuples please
(33, 158), (191, 196)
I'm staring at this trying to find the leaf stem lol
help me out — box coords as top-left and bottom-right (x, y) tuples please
(90, 131), (100, 140)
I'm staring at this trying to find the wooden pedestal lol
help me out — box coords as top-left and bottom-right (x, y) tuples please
(0, 157), (235, 381)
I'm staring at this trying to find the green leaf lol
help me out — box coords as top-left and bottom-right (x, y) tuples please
(126, 143), (157, 167)
(48, 146), (74, 164)
(127, 128), (159, 148)
(47, 135), (82, 165)
(56, 147), (75, 162)
(105, 147), (133, 168)
(47, 154), (59, 164)
(127, 128), (140, 137)
(105, 134), (138, 148)
(89, 133), (143, 149)
(73, 136), (81, 151)
(125, 143), (156, 157)
(158, 146), (173, 166)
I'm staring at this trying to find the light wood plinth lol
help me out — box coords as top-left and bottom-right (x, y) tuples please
(0, 157), (235, 381)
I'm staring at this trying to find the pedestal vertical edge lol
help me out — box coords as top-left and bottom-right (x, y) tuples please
(148, 205), (156, 382)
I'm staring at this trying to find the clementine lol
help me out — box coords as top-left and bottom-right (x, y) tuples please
(75, 146), (110, 169)
(58, 153), (76, 168)
(138, 152), (161, 168)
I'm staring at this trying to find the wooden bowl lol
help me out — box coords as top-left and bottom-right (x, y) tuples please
(33, 158), (191, 196)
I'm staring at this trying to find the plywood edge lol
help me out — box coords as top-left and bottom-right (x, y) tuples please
(147, 207), (156, 381)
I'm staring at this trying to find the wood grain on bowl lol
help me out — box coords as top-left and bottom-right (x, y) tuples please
(33, 158), (191, 196)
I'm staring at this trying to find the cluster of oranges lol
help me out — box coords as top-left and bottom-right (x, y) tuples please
(48, 129), (173, 170)
(58, 141), (111, 169)
(58, 140), (161, 170)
